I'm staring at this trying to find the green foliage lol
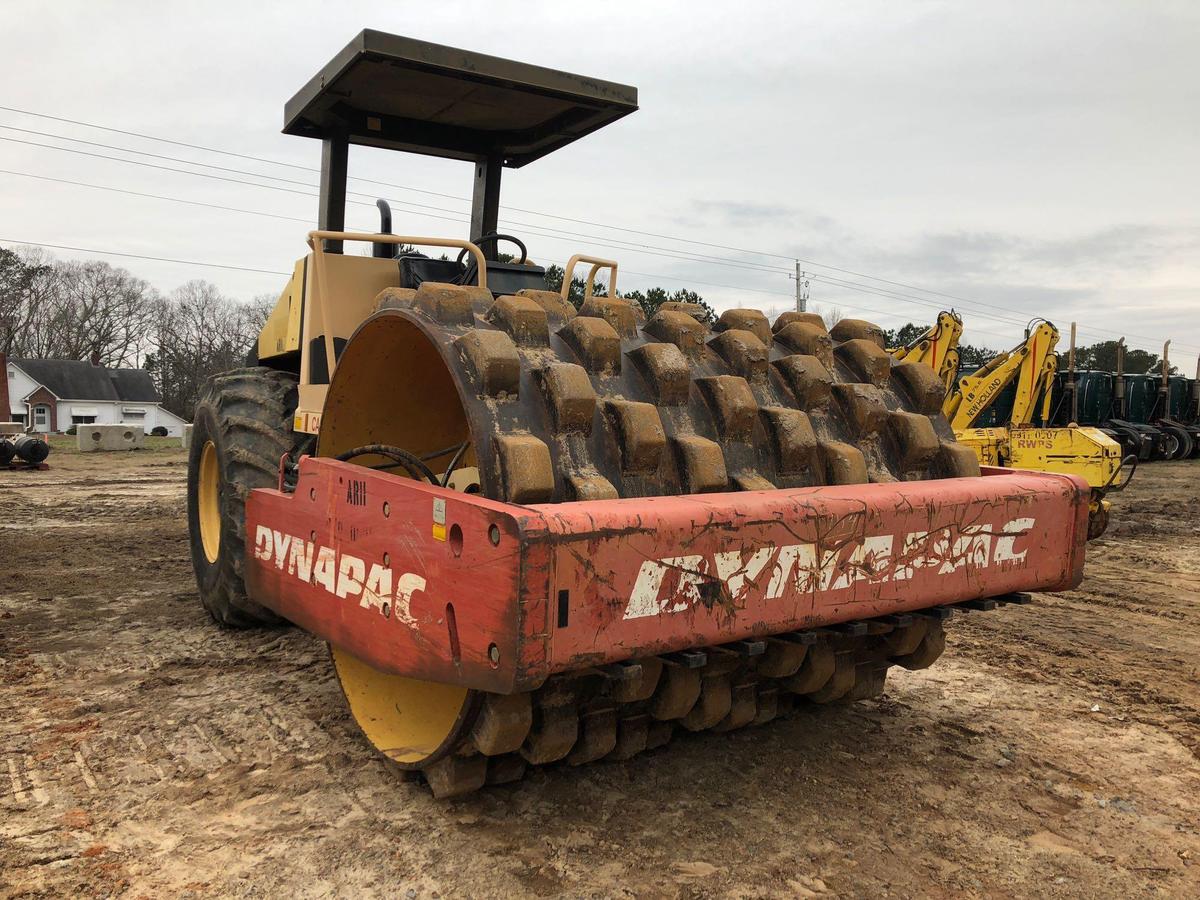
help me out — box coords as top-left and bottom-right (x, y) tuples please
(622, 287), (716, 323)
(880, 330), (1174, 377)
(881, 320), (999, 370)
(542, 264), (607, 307)
(1072, 339), (1170, 374)
(881, 322), (928, 348)
(541, 264), (714, 321)
(959, 343), (1000, 369)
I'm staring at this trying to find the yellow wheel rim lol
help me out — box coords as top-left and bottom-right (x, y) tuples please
(198, 440), (221, 564)
(331, 646), (472, 766)
(318, 313), (478, 770)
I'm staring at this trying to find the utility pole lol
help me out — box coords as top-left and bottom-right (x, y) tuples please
(792, 261), (809, 313)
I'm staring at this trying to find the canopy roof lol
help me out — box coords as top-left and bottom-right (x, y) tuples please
(283, 30), (638, 167)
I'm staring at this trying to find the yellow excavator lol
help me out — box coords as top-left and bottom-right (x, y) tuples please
(889, 310), (964, 395)
(941, 318), (1127, 539)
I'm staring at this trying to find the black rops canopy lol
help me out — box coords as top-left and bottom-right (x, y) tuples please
(284, 29), (637, 166)
(284, 30), (638, 252)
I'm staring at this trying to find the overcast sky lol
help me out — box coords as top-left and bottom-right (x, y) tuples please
(2, 0), (1197, 359)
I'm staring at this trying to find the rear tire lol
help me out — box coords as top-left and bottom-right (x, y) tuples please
(1161, 424), (1192, 460)
(186, 367), (299, 627)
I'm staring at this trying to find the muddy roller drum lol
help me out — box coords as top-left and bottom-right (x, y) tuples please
(314, 282), (976, 796)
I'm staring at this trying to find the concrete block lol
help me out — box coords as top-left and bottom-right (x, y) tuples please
(0, 422), (23, 436)
(78, 424), (145, 452)
(181, 424), (194, 450)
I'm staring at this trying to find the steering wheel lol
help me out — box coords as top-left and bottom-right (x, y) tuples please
(455, 233), (528, 277)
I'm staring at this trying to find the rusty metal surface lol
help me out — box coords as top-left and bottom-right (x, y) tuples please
(243, 457), (1088, 692)
(538, 465), (1088, 670)
(245, 457), (540, 694)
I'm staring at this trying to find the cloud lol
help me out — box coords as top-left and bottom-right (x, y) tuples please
(1, 1), (1197, 358)
(881, 225), (1200, 281)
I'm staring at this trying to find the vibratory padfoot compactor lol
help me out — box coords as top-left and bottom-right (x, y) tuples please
(187, 31), (1093, 797)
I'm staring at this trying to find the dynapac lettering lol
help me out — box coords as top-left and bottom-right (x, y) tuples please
(622, 517), (1036, 620)
(253, 526), (426, 626)
(256, 516), (1037, 626)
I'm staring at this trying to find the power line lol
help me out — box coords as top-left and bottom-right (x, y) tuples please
(0, 233), (1182, 355)
(1, 103), (1189, 344)
(0, 168), (951, 317)
(0, 105), (796, 262)
(622, 271), (790, 298)
(0, 135), (329, 200)
(0, 169), (315, 226)
(806, 271), (1031, 329)
(0, 128), (792, 277)
(0, 131), (1106, 335)
(1, 107), (1192, 354)
(0, 238), (289, 275)
(0, 168), (780, 299)
(3, 164), (1191, 355)
(0, 164), (792, 281)
(0, 124), (325, 190)
(0, 105), (321, 174)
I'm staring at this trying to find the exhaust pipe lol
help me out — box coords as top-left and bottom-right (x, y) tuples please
(1156, 340), (1171, 420)
(1114, 338), (1126, 417)
(1067, 321), (1078, 424)
(372, 199), (397, 259)
(1192, 355), (1200, 419)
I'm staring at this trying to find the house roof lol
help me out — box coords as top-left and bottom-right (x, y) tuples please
(10, 359), (161, 403)
(106, 368), (160, 402)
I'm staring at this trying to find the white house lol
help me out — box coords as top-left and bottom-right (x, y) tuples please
(2, 354), (188, 437)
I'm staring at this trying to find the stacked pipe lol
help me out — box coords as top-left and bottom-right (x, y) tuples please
(0, 435), (51, 466)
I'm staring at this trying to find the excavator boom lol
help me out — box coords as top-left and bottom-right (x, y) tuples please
(890, 310), (963, 395)
(944, 321), (1059, 430)
(931, 317), (1126, 540)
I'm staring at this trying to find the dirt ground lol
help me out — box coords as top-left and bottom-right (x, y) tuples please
(2, 446), (1197, 899)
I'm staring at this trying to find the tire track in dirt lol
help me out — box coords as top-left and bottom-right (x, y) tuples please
(1, 449), (1198, 897)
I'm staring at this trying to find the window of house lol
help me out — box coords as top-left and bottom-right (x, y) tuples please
(33, 405), (49, 427)
(71, 414), (97, 424)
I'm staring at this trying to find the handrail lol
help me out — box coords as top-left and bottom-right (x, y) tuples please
(306, 231), (488, 289)
(560, 253), (618, 302)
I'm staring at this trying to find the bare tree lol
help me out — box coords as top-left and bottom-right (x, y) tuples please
(814, 304), (845, 329)
(51, 260), (159, 366)
(0, 247), (55, 357)
(146, 280), (264, 418)
(246, 292), (278, 336)
(3, 246), (278, 419)
(0, 247), (157, 365)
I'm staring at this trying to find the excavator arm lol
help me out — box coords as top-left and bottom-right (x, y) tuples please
(889, 310), (963, 395)
(944, 321), (1060, 430)
(944, 318), (1126, 540)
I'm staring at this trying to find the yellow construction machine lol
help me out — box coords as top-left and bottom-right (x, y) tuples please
(942, 319), (1128, 538)
(889, 310), (963, 395)
(185, 32), (1098, 797)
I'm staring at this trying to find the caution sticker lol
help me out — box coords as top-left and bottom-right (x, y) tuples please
(432, 498), (447, 541)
